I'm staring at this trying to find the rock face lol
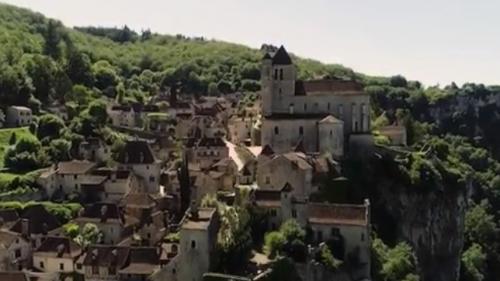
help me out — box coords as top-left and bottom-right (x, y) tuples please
(379, 181), (470, 281)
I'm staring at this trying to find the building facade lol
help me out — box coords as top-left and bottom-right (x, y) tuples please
(260, 46), (370, 155)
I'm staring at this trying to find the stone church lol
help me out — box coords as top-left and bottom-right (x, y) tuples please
(260, 46), (371, 157)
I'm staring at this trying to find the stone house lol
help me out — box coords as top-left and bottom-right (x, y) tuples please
(227, 116), (254, 145)
(73, 202), (138, 245)
(260, 46), (370, 155)
(78, 137), (111, 164)
(0, 230), (31, 271)
(117, 140), (162, 194)
(175, 112), (194, 139)
(76, 245), (162, 281)
(304, 201), (371, 280)
(189, 115), (226, 139)
(91, 168), (140, 202)
(149, 242), (180, 281)
(121, 193), (168, 245)
(10, 205), (61, 249)
(32, 236), (81, 274)
(178, 207), (220, 281)
(144, 113), (176, 136)
(187, 137), (229, 170)
(118, 247), (162, 281)
(257, 148), (317, 200)
(37, 160), (98, 198)
(107, 104), (159, 129)
(5, 106), (32, 127)
(77, 245), (130, 281)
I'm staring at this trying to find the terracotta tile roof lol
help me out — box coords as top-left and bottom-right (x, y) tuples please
(319, 115), (343, 124)
(10, 205), (60, 235)
(35, 236), (81, 258)
(79, 202), (123, 222)
(307, 202), (368, 226)
(0, 272), (28, 281)
(83, 245), (130, 267)
(119, 247), (160, 275)
(295, 79), (364, 96)
(123, 193), (157, 208)
(198, 137), (226, 147)
(117, 140), (156, 164)
(282, 153), (313, 170)
(80, 175), (107, 186)
(0, 230), (24, 249)
(57, 160), (96, 174)
(254, 190), (281, 208)
(181, 208), (217, 230)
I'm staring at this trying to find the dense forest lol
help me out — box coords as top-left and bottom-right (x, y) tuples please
(1, 3), (500, 281)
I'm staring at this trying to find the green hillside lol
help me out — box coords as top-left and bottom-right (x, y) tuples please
(0, 2), (357, 109)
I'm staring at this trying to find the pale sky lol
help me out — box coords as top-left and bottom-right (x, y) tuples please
(3, 0), (500, 86)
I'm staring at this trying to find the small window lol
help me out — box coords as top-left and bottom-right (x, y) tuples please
(40, 261), (44, 269)
(173, 268), (176, 274)
(274, 69), (278, 80)
(15, 249), (21, 258)
(331, 227), (340, 236)
(59, 263), (64, 271)
(361, 233), (365, 241)
(327, 103), (331, 110)
(74, 175), (77, 180)
(109, 266), (116, 275)
(279, 69), (283, 80)
(265, 176), (270, 184)
(191, 240), (196, 249)
(150, 176), (155, 182)
(274, 126), (279, 135)
(304, 103), (307, 111)
(270, 209), (277, 217)
(77, 263), (82, 270)
(292, 209), (297, 218)
(299, 126), (304, 135)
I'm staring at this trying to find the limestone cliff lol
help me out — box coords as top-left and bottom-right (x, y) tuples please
(378, 179), (470, 281)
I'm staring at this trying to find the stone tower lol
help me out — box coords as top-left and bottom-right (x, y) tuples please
(261, 46), (296, 116)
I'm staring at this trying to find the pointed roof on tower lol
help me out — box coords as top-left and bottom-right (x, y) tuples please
(272, 46), (292, 65)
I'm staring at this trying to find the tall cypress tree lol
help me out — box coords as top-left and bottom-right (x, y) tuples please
(178, 151), (191, 215)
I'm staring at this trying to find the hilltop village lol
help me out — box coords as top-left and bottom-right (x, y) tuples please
(0, 46), (407, 281)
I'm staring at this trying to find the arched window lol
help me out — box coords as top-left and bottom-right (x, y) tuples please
(299, 126), (304, 135)
(274, 126), (279, 135)
(279, 69), (283, 80)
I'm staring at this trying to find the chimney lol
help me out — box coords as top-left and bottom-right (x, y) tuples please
(190, 200), (198, 220)
(56, 244), (65, 257)
(21, 218), (30, 237)
(100, 205), (108, 222)
(42, 223), (48, 236)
